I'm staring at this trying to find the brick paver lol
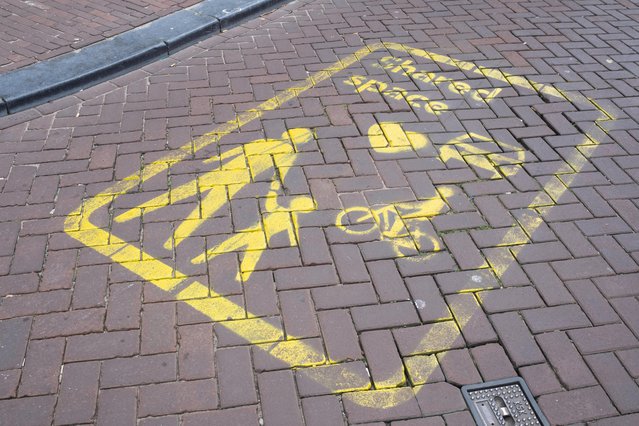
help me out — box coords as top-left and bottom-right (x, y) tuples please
(0, 0), (201, 73)
(1, 0), (639, 424)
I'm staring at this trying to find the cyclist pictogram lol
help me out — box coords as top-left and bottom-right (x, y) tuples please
(64, 42), (614, 410)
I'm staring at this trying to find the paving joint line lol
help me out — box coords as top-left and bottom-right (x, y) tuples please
(0, 0), (292, 116)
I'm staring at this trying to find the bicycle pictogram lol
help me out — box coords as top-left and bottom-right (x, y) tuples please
(64, 42), (614, 410)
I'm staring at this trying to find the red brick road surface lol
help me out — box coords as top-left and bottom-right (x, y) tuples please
(0, 0), (201, 73)
(1, 0), (639, 424)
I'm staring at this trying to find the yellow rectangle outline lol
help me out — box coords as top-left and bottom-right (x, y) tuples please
(63, 42), (566, 399)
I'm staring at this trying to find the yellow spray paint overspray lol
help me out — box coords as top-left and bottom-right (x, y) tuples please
(63, 42), (614, 410)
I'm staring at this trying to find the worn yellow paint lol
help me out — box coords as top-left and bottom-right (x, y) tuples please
(257, 340), (326, 367)
(298, 363), (372, 393)
(374, 365), (407, 390)
(405, 355), (441, 385)
(64, 42), (612, 409)
(347, 75), (449, 115)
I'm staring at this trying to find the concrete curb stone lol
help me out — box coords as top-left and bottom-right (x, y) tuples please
(0, 0), (290, 116)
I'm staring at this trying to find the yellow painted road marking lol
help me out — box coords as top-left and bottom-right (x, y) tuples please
(64, 42), (612, 408)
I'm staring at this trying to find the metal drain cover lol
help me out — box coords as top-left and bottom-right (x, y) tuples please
(461, 377), (549, 426)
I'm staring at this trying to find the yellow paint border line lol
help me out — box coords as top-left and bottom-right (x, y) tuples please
(64, 42), (613, 404)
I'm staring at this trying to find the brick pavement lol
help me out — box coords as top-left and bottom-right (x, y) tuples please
(1, 0), (639, 424)
(0, 0), (201, 73)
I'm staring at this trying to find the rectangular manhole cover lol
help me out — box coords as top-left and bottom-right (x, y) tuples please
(462, 377), (549, 426)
